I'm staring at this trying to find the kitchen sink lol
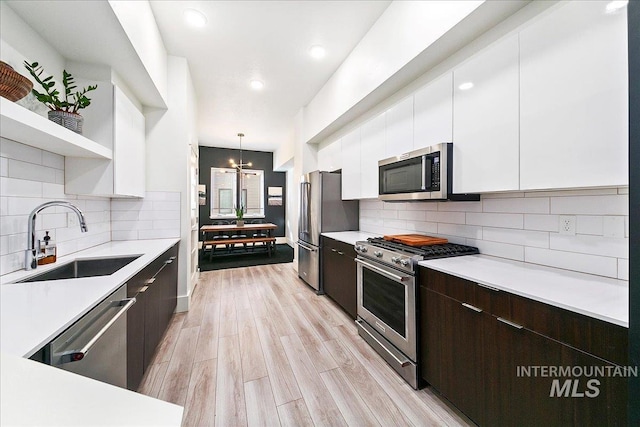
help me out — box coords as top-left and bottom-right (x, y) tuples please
(17, 255), (142, 283)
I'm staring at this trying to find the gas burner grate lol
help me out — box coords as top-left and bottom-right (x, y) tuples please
(367, 237), (479, 259)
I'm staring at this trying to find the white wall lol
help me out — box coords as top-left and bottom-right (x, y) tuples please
(145, 56), (197, 312)
(0, 139), (111, 275)
(360, 188), (629, 280)
(303, 0), (482, 144)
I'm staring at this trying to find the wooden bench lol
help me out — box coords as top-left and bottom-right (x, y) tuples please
(203, 237), (276, 260)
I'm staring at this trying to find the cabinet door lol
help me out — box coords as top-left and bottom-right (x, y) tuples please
(113, 86), (145, 197)
(318, 139), (342, 172)
(341, 128), (361, 200)
(384, 96), (414, 157)
(127, 288), (145, 391)
(360, 112), (386, 199)
(453, 34), (520, 193)
(519, 1), (628, 190)
(413, 73), (453, 150)
(143, 277), (162, 369)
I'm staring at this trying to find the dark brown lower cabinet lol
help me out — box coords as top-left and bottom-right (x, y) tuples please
(321, 236), (357, 319)
(421, 267), (628, 427)
(127, 243), (179, 390)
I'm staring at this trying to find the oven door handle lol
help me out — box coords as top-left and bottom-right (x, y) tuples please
(355, 258), (410, 282)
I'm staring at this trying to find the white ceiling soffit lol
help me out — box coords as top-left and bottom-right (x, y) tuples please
(150, 0), (391, 152)
(306, 0), (532, 145)
(5, 0), (167, 109)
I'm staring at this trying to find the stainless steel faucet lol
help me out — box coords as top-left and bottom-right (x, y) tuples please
(25, 201), (88, 270)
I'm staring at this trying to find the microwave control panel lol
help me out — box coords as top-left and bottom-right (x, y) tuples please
(430, 154), (441, 191)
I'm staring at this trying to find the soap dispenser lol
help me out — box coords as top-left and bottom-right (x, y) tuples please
(38, 231), (57, 265)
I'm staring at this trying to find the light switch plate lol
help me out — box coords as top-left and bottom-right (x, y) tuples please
(67, 212), (79, 228)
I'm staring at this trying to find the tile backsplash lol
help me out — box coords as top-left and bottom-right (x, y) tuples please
(360, 188), (629, 280)
(111, 192), (181, 241)
(1, 138), (111, 275)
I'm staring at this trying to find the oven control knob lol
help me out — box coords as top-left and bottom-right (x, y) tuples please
(391, 256), (400, 264)
(400, 259), (410, 266)
(374, 251), (383, 258)
(360, 246), (368, 253)
(355, 245), (362, 252)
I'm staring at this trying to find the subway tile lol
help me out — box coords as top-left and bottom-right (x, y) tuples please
(360, 217), (384, 227)
(398, 210), (426, 221)
(524, 214), (558, 232)
(425, 211), (466, 224)
(360, 200), (384, 210)
(1, 252), (23, 276)
(153, 201), (180, 211)
(360, 210), (379, 218)
(0, 215), (26, 236)
(55, 170), (64, 185)
(7, 197), (47, 215)
(145, 191), (180, 201)
(0, 197), (7, 216)
(618, 259), (629, 281)
(0, 177), (42, 197)
(111, 220), (153, 231)
(483, 197), (549, 214)
(42, 183), (67, 199)
(138, 229), (180, 239)
(383, 219), (408, 230)
(437, 223), (482, 239)
(576, 216), (603, 236)
(466, 212), (523, 229)
(0, 157), (7, 177)
(482, 227), (548, 248)
(112, 230), (138, 241)
(550, 195), (628, 215)
(383, 202), (406, 211)
(435, 234), (467, 245)
(111, 199), (153, 211)
(412, 221), (439, 234)
(56, 240), (78, 257)
(8, 159), (57, 183)
(467, 239), (524, 261)
(406, 202), (438, 211)
(625, 217), (629, 238)
(84, 200), (110, 212)
(602, 217), (625, 238)
(524, 247), (618, 278)
(549, 234), (628, 259)
(380, 210), (398, 219)
(152, 219), (180, 230)
(84, 211), (108, 225)
(525, 188), (618, 198)
(618, 187), (628, 195)
(0, 233), (26, 256)
(111, 211), (140, 221)
(41, 151), (65, 170)
(0, 139), (42, 164)
(41, 213), (67, 229)
(437, 200), (482, 212)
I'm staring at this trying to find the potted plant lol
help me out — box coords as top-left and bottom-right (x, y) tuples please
(23, 61), (97, 134)
(234, 205), (245, 227)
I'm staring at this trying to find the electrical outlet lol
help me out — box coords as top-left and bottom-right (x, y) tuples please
(559, 215), (576, 235)
(67, 212), (78, 228)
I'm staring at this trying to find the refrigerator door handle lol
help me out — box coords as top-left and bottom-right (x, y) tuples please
(299, 182), (311, 234)
(296, 240), (318, 252)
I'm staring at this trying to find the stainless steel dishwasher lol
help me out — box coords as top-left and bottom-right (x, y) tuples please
(45, 284), (135, 388)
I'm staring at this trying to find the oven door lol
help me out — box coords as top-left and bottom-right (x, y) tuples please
(355, 257), (416, 361)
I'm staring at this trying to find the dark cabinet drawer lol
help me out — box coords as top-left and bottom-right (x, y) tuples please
(321, 236), (357, 319)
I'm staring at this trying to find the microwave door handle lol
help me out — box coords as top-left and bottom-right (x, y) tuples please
(421, 156), (426, 190)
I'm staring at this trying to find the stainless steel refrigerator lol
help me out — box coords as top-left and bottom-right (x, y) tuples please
(297, 171), (359, 292)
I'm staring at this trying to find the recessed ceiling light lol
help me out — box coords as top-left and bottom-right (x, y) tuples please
(458, 82), (474, 91)
(250, 80), (264, 90)
(309, 45), (326, 59)
(184, 9), (207, 28)
(605, 0), (628, 14)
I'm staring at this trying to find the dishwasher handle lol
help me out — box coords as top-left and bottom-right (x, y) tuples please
(59, 297), (136, 364)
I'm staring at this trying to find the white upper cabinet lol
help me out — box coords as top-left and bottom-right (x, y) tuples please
(453, 34), (520, 194)
(66, 85), (145, 197)
(341, 128), (361, 200)
(519, 1), (628, 190)
(413, 73), (453, 150)
(317, 138), (342, 172)
(360, 112), (386, 199)
(384, 96), (414, 158)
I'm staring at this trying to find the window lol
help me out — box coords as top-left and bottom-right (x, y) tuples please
(210, 167), (265, 218)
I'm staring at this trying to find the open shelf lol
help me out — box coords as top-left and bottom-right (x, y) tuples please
(0, 98), (112, 159)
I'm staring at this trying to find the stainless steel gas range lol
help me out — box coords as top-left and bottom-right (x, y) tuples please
(354, 237), (479, 389)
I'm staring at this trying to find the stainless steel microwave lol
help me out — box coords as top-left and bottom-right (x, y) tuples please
(378, 143), (479, 202)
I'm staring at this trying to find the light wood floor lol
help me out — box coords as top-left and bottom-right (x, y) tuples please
(138, 262), (474, 427)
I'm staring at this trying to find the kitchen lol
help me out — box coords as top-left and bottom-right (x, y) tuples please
(0, 0), (637, 426)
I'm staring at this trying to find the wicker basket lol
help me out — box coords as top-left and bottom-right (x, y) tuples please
(0, 61), (33, 102)
(48, 110), (84, 134)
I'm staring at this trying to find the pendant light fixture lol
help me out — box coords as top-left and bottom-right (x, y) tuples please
(229, 133), (253, 171)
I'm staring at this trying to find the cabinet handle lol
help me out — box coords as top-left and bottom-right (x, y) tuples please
(139, 285), (149, 293)
(146, 277), (156, 285)
(477, 282), (500, 292)
(461, 302), (483, 313)
(169, 256), (177, 260)
(331, 248), (337, 252)
(164, 259), (173, 264)
(497, 317), (524, 330)
(337, 251), (344, 255)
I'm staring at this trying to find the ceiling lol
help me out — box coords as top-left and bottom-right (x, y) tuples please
(149, 1), (391, 152)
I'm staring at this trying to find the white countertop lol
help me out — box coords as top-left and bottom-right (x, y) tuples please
(1, 239), (179, 357)
(419, 255), (628, 327)
(0, 352), (183, 426)
(321, 231), (380, 246)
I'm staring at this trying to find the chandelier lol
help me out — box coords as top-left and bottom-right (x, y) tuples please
(229, 132), (252, 171)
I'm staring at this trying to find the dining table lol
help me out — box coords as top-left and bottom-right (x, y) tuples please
(200, 222), (278, 259)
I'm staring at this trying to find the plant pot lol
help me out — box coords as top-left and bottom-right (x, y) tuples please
(48, 110), (84, 134)
(0, 61), (33, 102)
(236, 220), (245, 227)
